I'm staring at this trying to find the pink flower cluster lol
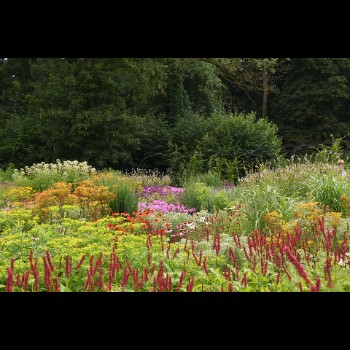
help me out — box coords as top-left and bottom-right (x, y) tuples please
(138, 200), (196, 214)
(141, 186), (185, 199)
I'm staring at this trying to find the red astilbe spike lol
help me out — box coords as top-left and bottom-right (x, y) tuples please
(167, 274), (173, 292)
(241, 272), (248, 288)
(229, 247), (235, 262)
(75, 254), (86, 271)
(342, 233), (348, 261)
(282, 264), (292, 281)
(32, 258), (39, 292)
(54, 277), (60, 292)
(223, 266), (231, 281)
(192, 251), (200, 266)
(186, 277), (195, 292)
(143, 267), (149, 282)
(115, 255), (121, 272)
(29, 250), (34, 266)
(262, 261), (268, 276)
(157, 261), (164, 280)
(230, 250), (239, 280)
(42, 256), (52, 292)
(298, 282), (303, 292)
(146, 235), (153, 249)
(5, 267), (14, 292)
(152, 277), (157, 292)
(94, 253), (103, 274)
(198, 250), (203, 266)
(232, 234), (238, 246)
(252, 255), (257, 272)
(186, 250), (190, 263)
(65, 256), (72, 278)
(310, 277), (321, 292)
(89, 255), (95, 275)
(23, 270), (30, 292)
(237, 235), (241, 248)
(21, 273), (25, 288)
(247, 237), (253, 256)
(97, 265), (105, 290)
(10, 257), (14, 270)
(324, 257), (333, 288)
(243, 246), (250, 261)
(121, 265), (130, 292)
(166, 243), (171, 259)
(276, 271), (281, 285)
(172, 246), (180, 259)
(16, 273), (21, 288)
(176, 270), (186, 292)
(191, 239), (195, 252)
(132, 269), (139, 291)
(213, 234), (221, 255)
(84, 269), (93, 292)
(126, 260), (133, 275)
(284, 246), (311, 285)
(228, 282), (233, 292)
(147, 252), (152, 266)
(45, 250), (55, 272)
(108, 271), (113, 292)
(202, 256), (209, 275)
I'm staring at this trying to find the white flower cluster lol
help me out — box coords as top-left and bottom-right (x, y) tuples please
(13, 159), (96, 181)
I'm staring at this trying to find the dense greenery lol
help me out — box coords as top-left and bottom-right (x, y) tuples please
(2, 58), (350, 179)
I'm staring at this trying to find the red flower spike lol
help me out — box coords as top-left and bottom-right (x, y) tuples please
(284, 246), (311, 285)
(65, 256), (72, 278)
(16, 273), (21, 288)
(54, 277), (60, 292)
(5, 267), (14, 292)
(75, 254), (86, 271)
(310, 277), (321, 292)
(46, 250), (55, 272)
(276, 271), (281, 285)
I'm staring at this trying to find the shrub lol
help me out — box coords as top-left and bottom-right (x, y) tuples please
(167, 112), (282, 182)
(12, 160), (96, 191)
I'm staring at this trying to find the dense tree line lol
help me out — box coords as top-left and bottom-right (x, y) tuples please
(1, 58), (350, 177)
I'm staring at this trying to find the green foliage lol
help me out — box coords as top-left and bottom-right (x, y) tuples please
(0, 163), (15, 182)
(181, 181), (235, 213)
(312, 136), (344, 163)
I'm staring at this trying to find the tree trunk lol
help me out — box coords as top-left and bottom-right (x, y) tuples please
(262, 63), (269, 118)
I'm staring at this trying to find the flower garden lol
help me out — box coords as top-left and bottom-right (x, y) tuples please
(1, 155), (350, 292)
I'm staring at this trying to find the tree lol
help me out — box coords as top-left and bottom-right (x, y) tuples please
(270, 58), (350, 155)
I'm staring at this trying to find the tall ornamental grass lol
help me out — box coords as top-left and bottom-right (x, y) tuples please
(93, 171), (142, 215)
